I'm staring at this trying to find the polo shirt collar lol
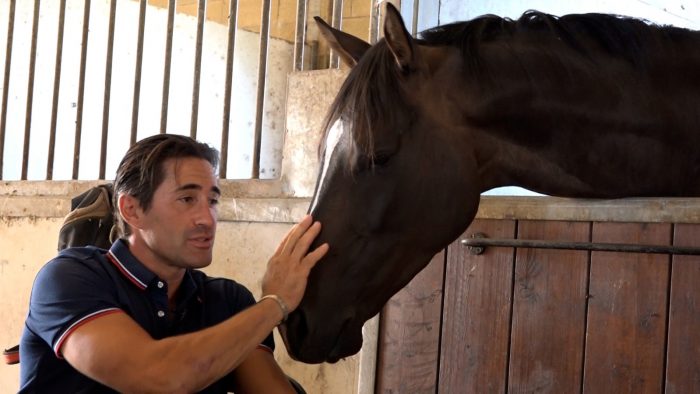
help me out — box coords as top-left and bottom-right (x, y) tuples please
(107, 239), (156, 290)
(107, 240), (200, 302)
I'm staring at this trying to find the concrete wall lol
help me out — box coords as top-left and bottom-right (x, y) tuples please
(146, 0), (376, 43)
(0, 69), (353, 393)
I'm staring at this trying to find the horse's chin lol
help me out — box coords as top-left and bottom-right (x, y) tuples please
(279, 312), (364, 364)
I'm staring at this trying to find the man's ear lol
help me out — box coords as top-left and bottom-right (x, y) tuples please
(118, 194), (143, 230)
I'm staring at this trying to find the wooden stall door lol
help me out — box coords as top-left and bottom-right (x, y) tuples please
(375, 219), (700, 394)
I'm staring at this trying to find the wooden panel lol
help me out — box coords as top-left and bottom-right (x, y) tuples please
(665, 223), (700, 394)
(375, 252), (445, 393)
(439, 219), (516, 393)
(508, 220), (590, 392)
(583, 222), (671, 394)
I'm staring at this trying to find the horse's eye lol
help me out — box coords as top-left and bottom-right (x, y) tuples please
(372, 153), (392, 167)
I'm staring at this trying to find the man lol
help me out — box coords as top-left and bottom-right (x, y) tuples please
(19, 134), (328, 392)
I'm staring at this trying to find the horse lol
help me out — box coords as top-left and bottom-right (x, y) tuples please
(278, 3), (700, 364)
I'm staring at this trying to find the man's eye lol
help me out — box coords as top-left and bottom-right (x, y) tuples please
(209, 198), (219, 206)
(180, 196), (195, 203)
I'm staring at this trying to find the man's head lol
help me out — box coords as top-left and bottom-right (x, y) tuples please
(113, 134), (219, 238)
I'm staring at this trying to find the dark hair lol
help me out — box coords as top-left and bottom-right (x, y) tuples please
(113, 134), (219, 237)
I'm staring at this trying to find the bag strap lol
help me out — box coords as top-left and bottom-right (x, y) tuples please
(3, 345), (19, 365)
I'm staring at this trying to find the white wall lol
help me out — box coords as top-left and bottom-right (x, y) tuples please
(407, 0), (700, 31)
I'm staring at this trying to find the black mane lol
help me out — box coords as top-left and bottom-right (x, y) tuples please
(419, 11), (695, 68)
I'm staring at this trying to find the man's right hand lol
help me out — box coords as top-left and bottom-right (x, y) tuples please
(261, 215), (329, 313)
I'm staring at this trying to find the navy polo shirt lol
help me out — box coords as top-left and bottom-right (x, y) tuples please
(19, 239), (274, 393)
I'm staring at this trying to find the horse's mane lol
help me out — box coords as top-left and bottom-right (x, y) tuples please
(419, 11), (694, 69)
(319, 10), (697, 166)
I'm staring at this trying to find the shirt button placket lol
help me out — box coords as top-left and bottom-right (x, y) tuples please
(156, 281), (166, 318)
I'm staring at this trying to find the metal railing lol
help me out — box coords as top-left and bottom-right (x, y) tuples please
(461, 233), (700, 256)
(0, 0), (419, 181)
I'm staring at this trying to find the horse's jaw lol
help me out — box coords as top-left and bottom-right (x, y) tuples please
(279, 310), (364, 364)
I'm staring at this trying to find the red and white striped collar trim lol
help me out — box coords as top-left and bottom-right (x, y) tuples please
(106, 250), (147, 290)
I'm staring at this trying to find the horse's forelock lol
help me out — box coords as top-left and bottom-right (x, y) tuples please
(319, 41), (407, 171)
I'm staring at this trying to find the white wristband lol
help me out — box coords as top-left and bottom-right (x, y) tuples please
(260, 294), (288, 324)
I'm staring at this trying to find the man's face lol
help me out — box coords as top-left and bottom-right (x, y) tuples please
(138, 157), (220, 270)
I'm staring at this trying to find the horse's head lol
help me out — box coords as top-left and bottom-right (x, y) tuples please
(280, 4), (482, 363)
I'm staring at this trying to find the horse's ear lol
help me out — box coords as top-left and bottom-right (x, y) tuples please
(314, 16), (371, 67)
(383, 3), (414, 71)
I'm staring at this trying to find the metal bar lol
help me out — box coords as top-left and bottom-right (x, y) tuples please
(130, 0), (147, 146)
(99, 0), (117, 180)
(47, 0), (67, 180)
(21, 0), (41, 180)
(189, 0), (206, 139)
(412, 0), (419, 37)
(160, 0), (176, 133)
(292, 0), (307, 72)
(329, 0), (342, 68)
(73, 0), (92, 179)
(0, 0), (17, 180)
(220, 0), (238, 179)
(460, 236), (700, 256)
(252, 0), (271, 179)
(369, 0), (380, 44)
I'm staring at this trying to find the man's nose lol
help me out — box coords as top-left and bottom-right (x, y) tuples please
(194, 200), (216, 227)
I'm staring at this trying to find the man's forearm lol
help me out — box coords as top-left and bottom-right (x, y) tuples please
(153, 297), (285, 392)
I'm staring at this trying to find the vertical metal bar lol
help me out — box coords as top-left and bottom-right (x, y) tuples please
(160, 0), (176, 133)
(73, 0), (92, 179)
(369, 0), (380, 44)
(189, 0), (206, 139)
(99, 0), (117, 180)
(130, 0), (147, 146)
(47, 0), (67, 180)
(0, 0), (17, 180)
(412, 0), (419, 37)
(219, 0), (238, 179)
(329, 0), (343, 69)
(21, 0), (41, 180)
(251, 0), (271, 179)
(292, 0), (307, 72)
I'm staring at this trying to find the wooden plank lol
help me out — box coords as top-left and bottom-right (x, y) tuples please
(665, 223), (700, 394)
(375, 252), (445, 393)
(476, 196), (700, 224)
(583, 222), (671, 394)
(508, 220), (590, 392)
(439, 219), (516, 393)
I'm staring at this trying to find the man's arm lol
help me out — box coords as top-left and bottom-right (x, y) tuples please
(229, 348), (297, 393)
(61, 216), (327, 393)
(62, 297), (284, 393)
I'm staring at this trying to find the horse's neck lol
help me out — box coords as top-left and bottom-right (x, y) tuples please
(454, 46), (700, 198)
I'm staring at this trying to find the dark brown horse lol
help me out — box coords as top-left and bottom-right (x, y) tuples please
(279, 4), (700, 363)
